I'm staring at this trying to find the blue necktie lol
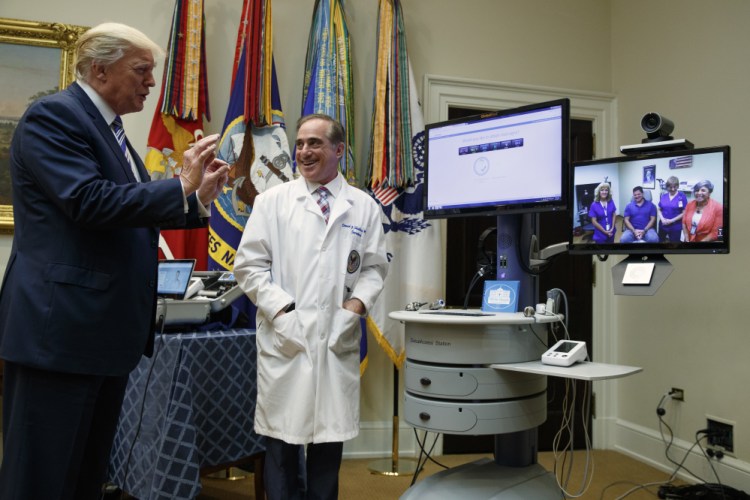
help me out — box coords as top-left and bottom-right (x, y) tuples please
(112, 116), (140, 181)
(315, 187), (330, 224)
(111, 115), (128, 159)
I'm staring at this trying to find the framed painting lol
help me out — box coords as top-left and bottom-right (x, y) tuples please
(0, 18), (88, 233)
(642, 164), (656, 190)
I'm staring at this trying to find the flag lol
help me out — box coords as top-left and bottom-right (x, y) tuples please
(208, 0), (292, 326)
(366, 0), (443, 368)
(301, 0), (355, 183)
(301, 0), (368, 373)
(144, 0), (211, 269)
(208, 0), (292, 273)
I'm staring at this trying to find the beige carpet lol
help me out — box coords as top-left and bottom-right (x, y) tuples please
(197, 450), (678, 499)
(0, 395), (674, 499)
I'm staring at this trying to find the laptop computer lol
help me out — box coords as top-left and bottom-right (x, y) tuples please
(156, 259), (196, 300)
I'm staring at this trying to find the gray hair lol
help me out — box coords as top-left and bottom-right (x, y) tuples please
(693, 179), (714, 193)
(75, 23), (164, 81)
(666, 176), (680, 188)
(297, 114), (345, 145)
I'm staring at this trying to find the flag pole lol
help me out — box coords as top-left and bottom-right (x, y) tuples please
(367, 364), (418, 476)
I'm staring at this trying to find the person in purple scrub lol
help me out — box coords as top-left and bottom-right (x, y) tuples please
(658, 176), (687, 242)
(588, 182), (617, 243)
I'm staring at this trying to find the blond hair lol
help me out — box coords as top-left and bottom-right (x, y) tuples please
(594, 182), (612, 202)
(75, 22), (164, 81)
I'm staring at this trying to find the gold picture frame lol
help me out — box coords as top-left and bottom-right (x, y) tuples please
(0, 17), (88, 233)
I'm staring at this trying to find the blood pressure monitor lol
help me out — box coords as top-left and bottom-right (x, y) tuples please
(541, 340), (588, 367)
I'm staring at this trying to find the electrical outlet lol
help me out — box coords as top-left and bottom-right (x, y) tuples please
(706, 416), (734, 454)
(670, 387), (684, 401)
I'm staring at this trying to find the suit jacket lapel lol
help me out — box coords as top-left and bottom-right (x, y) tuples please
(68, 83), (139, 183)
(124, 137), (151, 183)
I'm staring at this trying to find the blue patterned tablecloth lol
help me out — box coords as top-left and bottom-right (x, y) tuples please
(108, 328), (264, 500)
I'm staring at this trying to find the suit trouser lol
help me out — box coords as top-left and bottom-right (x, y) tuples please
(0, 361), (129, 500)
(264, 435), (344, 500)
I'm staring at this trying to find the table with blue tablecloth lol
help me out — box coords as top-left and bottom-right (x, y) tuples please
(108, 328), (264, 500)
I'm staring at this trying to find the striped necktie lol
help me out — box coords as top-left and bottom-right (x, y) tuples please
(315, 186), (331, 224)
(111, 115), (128, 159)
(111, 115), (140, 181)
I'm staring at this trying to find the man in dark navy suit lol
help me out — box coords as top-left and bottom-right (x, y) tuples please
(0, 22), (228, 499)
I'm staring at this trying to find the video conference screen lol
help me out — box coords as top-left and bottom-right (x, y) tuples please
(569, 145), (730, 255)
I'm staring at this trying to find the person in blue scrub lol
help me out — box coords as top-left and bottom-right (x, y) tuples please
(620, 186), (659, 243)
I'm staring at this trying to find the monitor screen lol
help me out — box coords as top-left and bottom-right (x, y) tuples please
(423, 98), (570, 219)
(569, 145), (730, 255)
(157, 259), (196, 299)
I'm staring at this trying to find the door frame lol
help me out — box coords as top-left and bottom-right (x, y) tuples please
(422, 74), (621, 449)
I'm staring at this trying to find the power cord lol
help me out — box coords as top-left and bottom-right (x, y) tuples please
(551, 377), (594, 498)
(658, 483), (748, 500)
(595, 392), (694, 499)
(543, 287), (569, 341)
(656, 395), (710, 485)
(603, 392), (750, 500)
(117, 297), (169, 499)
(540, 287), (597, 498)
(462, 265), (492, 309)
(524, 287), (570, 350)
(527, 322), (551, 348)
(695, 429), (728, 500)
(409, 429), (445, 487)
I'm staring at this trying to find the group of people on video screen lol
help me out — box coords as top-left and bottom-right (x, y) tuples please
(588, 176), (723, 244)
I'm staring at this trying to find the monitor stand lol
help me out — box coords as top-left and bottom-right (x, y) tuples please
(611, 254), (673, 296)
(400, 213), (563, 499)
(400, 384), (562, 500)
(400, 458), (561, 499)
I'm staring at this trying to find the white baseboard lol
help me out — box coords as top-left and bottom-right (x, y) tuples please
(344, 420), (440, 460)
(612, 418), (750, 493)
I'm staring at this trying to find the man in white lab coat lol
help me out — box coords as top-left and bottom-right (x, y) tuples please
(234, 114), (389, 500)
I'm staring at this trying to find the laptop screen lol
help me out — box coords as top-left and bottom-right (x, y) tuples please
(157, 259), (196, 300)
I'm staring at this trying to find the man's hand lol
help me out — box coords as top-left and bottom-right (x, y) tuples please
(180, 134), (220, 196)
(343, 298), (365, 316)
(197, 159), (230, 203)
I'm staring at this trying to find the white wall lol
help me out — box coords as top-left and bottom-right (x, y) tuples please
(0, 0), (612, 459)
(609, 0), (750, 488)
(3, 0), (748, 490)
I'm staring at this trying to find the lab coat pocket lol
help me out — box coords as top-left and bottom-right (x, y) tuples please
(328, 308), (361, 355)
(272, 311), (306, 358)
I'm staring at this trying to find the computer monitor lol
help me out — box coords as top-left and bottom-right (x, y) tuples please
(569, 145), (730, 255)
(423, 98), (570, 219)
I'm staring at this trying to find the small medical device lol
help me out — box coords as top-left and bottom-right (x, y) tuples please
(155, 269), (243, 327)
(541, 340), (587, 367)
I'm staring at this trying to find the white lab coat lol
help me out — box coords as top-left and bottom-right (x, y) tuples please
(234, 174), (388, 444)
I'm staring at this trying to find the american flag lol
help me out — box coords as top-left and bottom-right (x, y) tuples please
(669, 156), (693, 169)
